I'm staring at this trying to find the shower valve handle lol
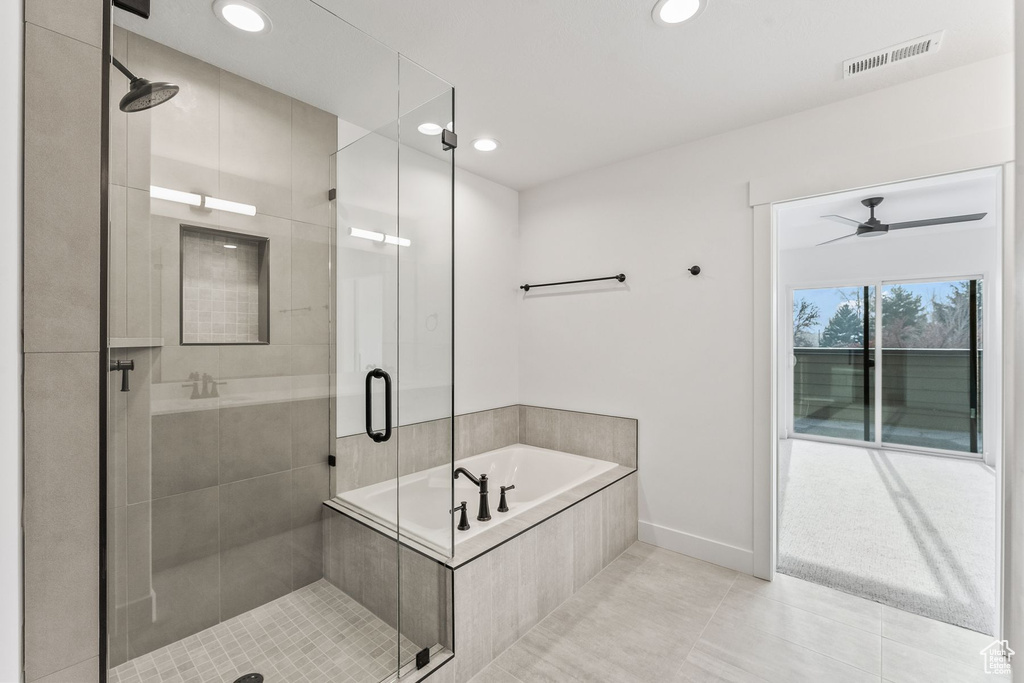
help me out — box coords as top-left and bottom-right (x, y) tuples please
(451, 501), (470, 531)
(498, 485), (515, 513)
(109, 359), (135, 392)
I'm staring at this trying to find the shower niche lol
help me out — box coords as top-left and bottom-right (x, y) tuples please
(179, 225), (269, 345)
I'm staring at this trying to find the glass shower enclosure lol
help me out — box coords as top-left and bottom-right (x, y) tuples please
(103, 1), (454, 680)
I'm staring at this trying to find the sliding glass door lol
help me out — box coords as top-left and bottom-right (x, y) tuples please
(792, 278), (983, 456)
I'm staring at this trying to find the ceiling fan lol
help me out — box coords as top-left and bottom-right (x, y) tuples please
(817, 196), (987, 246)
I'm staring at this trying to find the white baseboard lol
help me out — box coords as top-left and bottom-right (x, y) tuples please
(638, 521), (754, 574)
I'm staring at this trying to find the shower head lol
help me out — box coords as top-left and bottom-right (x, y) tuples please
(111, 57), (179, 112)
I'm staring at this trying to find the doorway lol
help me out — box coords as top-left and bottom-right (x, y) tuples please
(773, 167), (1003, 636)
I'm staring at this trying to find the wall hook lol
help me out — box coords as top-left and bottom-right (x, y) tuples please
(688, 265), (701, 276)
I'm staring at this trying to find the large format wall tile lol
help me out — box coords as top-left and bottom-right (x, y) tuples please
(291, 463), (329, 588)
(220, 472), (294, 620)
(454, 406), (518, 460)
(23, 353), (99, 681)
(520, 405), (637, 468)
(220, 71), (292, 219)
(291, 221), (331, 345)
(26, 0), (103, 47)
(291, 398), (330, 468)
(131, 32), (221, 197)
(218, 402), (292, 483)
(291, 99), (337, 227)
(127, 489), (221, 657)
(151, 409), (219, 498)
(23, 24), (100, 353)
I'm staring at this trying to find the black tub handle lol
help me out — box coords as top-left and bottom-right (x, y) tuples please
(365, 368), (392, 443)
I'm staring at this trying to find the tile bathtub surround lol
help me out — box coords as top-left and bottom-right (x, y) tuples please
(334, 404), (636, 497)
(451, 472), (638, 683)
(324, 508), (453, 654)
(519, 405), (638, 468)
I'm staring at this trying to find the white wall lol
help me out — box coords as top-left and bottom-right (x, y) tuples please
(518, 54), (1014, 573)
(0, 1), (21, 679)
(455, 167), (520, 414)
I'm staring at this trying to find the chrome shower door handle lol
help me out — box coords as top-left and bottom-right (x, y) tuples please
(364, 368), (392, 443)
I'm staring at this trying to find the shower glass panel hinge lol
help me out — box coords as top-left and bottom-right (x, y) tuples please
(441, 129), (457, 151)
(327, 455), (336, 467)
(415, 648), (430, 670)
(328, 188), (336, 201)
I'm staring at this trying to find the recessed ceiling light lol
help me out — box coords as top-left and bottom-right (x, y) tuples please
(472, 138), (499, 152)
(418, 123), (443, 136)
(223, 244), (238, 249)
(652, 0), (706, 26)
(213, 0), (272, 34)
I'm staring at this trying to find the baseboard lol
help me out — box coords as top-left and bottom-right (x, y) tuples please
(638, 521), (754, 574)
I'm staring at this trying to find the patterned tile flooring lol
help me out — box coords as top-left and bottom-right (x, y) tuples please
(109, 580), (419, 683)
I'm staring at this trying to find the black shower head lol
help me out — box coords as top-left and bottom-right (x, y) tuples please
(119, 77), (179, 112)
(111, 56), (179, 112)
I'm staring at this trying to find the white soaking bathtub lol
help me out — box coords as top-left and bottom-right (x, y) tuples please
(332, 444), (618, 556)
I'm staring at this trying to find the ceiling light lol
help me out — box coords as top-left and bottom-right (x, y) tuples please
(223, 244), (238, 249)
(150, 185), (202, 206)
(203, 195), (257, 216)
(472, 138), (499, 152)
(652, 0), (706, 26)
(213, 0), (272, 34)
(418, 123), (443, 136)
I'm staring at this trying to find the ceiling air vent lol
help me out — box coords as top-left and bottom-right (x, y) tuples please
(843, 31), (944, 79)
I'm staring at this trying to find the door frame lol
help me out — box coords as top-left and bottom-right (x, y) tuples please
(749, 127), (1013, 639)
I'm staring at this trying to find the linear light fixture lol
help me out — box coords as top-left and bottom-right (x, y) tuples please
(150, 185), (257, 216)
(150, 185), (202, 206)
(203, 195), (257, 216)
(349, 227), (411, 247)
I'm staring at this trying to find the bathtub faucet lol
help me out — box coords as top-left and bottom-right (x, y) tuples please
(454, 468), (491, 522)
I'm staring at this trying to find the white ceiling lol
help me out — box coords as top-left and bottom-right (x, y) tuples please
(776, 167), (1002, 251)
(118, 0), (1013, 191)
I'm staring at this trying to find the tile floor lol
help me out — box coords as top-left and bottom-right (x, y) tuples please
(470, 542), (1011, 683)
(109, 579), (419, 683)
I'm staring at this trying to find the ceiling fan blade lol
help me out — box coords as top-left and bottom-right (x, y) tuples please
(821, 214), (862, 228)
(888, 212), (988, 231)
(816, 232), (858, 247)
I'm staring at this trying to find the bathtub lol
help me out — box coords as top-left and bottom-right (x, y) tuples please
(331, 444), (618, 556)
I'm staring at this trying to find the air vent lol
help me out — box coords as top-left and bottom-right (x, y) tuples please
(843, 31), (944, 79)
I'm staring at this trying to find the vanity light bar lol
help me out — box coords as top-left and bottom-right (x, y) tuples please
(149, 185), (202, 206)
(202, 195), (257, 216)
(349, 227), (411, 247)
(149, 185), (257, 216)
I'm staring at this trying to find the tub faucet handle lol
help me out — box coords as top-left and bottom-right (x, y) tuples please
(498, 485), (515, 513)
(451, 501), (470, 531)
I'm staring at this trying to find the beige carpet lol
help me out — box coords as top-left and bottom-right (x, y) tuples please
(778, 439), (996, 634)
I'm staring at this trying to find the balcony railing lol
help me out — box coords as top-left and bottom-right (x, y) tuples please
(793, 347), (983, 453)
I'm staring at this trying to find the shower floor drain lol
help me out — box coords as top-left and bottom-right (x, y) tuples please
(233, 675), (264, 683)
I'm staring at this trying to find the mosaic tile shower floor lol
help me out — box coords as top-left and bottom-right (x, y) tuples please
(109, 579), (419, 683)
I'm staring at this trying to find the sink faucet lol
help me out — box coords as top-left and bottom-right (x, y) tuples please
(182, 371), (201, 399)
(454, 467), (491, 521)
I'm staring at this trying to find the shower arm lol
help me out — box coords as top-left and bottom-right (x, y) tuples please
(111, 56), (138, 83)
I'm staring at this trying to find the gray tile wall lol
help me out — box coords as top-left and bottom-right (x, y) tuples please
(22, 1), (104, 681)
(451, 472), (638, 683)
(102, 29), (338, 667)
(519, 405), (638, 468)
(324, 510), (453, 653)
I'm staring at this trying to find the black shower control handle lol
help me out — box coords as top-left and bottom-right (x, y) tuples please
(497, 484), (515, 513)
(451, 501), (470, 531)
(109, 359), (135, 392)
